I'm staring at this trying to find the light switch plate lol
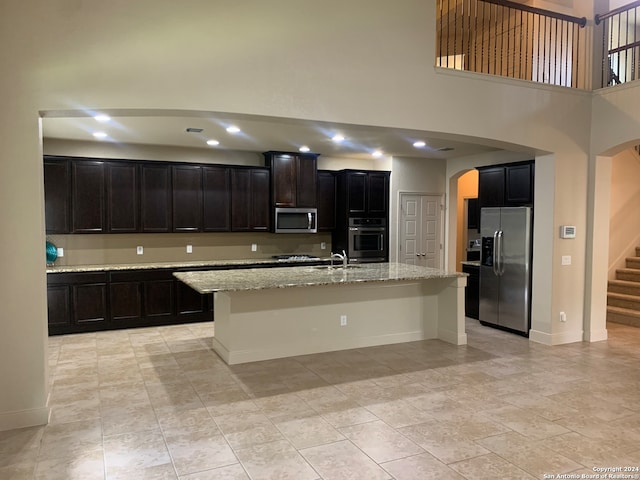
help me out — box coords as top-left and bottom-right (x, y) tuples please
(561, 255), (571, 265)
(321, 242), (327, 250)
(136, 246), (144, 255)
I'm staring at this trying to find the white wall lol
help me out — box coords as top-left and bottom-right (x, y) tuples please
(2, 0), (638, 430)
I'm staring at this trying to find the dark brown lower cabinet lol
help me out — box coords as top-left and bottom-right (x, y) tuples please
(462, 264), (479, 320)
(47, 272), (108, 335)
(47, 269), (211, 335)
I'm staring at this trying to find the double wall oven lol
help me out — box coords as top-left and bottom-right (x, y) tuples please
(347, 217), (387, 263)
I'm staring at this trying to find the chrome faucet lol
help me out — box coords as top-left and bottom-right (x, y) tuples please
(330, 250), (348, 268)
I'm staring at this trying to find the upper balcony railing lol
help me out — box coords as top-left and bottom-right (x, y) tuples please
(596, 0), (640, 88)
(436, 0), (587, 88)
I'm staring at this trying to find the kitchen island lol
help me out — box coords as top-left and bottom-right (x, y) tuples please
(174, 262), (467, 365)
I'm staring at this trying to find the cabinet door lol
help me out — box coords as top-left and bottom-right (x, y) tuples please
(231, 168), (251, 231)
(296, 155), (318, 207)
(73, 282), (108, 328)
(477, 167), (505, 208)
(251, 168), (270, 231)
(270, 154), (296, 207)
(317, 171), (336, 230)
(346, 172), (367, 215)
(176, 280), (207, 318)
(141, 164), (172, 232)
(203, 166), (231, 232)
(144, 278), (175, 319)
(110, 281), (143, 324)
(47, 284), (71, 331)
(44, 159), (71, 234)
(172, 165), (203, 232)
(71, 160), (105, 233)
(367, 172), (389, 215)
(107, 162), (139, 233)
(231, 168), (270, 231)
(505, 163), (533, 205)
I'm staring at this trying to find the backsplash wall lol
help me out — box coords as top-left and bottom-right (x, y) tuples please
(46, 232), (332, 266)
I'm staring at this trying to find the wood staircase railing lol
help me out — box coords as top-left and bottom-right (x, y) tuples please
(607, 245), (640, 327)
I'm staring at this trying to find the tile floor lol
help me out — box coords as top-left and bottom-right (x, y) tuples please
(1, 319), (640, 479)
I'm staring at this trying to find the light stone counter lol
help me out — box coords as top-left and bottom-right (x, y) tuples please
(173, 262), (463, 293)
(174, 262), (467, 365)
(46, 257), (328, 274)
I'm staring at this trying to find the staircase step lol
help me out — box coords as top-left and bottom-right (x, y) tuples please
(608, 279), (640, 296)
(625, 257), (640, 269)
(607, 305), (640, 327)
(607, 292), (640, 310)
(615, 268), (640, 282)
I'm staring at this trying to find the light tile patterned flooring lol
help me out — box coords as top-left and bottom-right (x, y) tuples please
(2, 319), (640, 479)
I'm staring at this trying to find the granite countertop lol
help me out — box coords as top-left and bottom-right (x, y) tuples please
(173, 262), (464, 294)
(460, 261), (480, 266)
(46, 258), (329, 274)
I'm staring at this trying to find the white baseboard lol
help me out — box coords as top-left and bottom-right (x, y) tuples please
(529, 329), (584, 345)
(0, 406), (49, 432)
(583, 328), (608, 342)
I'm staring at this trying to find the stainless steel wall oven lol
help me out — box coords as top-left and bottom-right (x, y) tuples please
(347, 217), (387, 263)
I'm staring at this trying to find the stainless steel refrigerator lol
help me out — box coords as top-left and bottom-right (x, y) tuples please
(479, 206), (532, 335)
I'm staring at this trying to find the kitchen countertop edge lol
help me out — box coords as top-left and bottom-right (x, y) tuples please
(46, 258), (330, 274)
(174, 262), (464, 294)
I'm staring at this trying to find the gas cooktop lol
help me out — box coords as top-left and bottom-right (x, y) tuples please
(272, 254), (321, 261)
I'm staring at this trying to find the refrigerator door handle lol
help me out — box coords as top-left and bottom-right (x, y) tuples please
(492, 230), (499, 276)
(497, 230), (504, 276)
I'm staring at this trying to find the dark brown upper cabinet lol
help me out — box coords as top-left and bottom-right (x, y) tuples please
(140, 164), (172, 233)
(231, 167), (270, 231)
(477, 161), (534, 209)
(316, 170), (336, 231)
(264, 151), (318, 208)
(44, 157), (71, 234)
(71, 160), (106, 233)
(172, 164), (203, 232)
(505, 162), (534, 205)
(106, 162), (139, 233)
(337, 170), (390, 217)
(203, 165), (232, 232)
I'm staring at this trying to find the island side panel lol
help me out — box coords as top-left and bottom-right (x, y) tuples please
(210, 280), (451, 365)
(433, 276), (468, 345)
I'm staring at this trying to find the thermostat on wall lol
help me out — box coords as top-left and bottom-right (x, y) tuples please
(560, 225), (576, 239)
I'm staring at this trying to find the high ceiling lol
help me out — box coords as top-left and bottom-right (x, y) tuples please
(41, 111), (502, 161)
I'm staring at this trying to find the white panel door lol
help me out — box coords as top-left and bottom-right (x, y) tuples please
(399, 194), (443, 268)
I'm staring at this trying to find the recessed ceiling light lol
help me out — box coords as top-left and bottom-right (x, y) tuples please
(226, 125), (241, 134)
(413, 141), (426, 148)
(331, 134), (345, 143)
(94, 114), (111, 123)
(372, 150), (383, 158)
(92, 132), (108, 139)
(206, 139), (220, 146)
(299, 146), (310, 153)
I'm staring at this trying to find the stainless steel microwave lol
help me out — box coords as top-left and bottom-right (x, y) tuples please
(274, 207), (317, 233)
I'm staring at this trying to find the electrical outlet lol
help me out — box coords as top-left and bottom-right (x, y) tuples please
(340, 315), (347, 326)
(321, 242), (327, 250)
(186, 244), (193, 254)
(56, 247), (64, 258)
(136, 246), (144, 255)
(251, 244), (257, 252)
